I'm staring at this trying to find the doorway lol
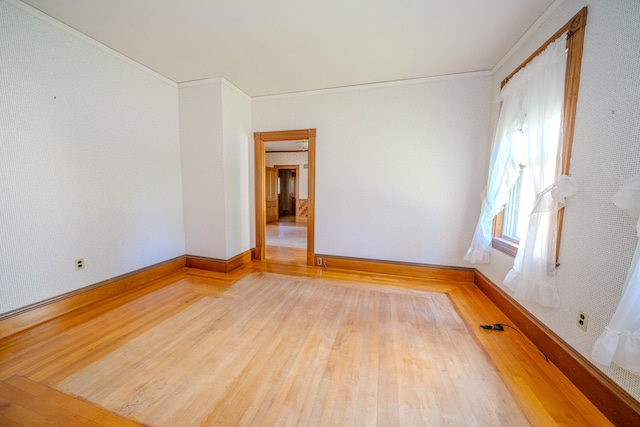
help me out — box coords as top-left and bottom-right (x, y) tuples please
(265, 164), (306, 259)
(277, 167), (297, 219)
(272, 165), (300, 221)
(254, 129), (316, 266)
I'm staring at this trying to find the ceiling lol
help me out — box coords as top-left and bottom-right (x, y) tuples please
(20, 0), (556, 97)
(265, 140), (308, 153)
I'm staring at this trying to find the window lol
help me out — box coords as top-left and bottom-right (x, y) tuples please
(463, 7), (587, 306)
(491, 7), (587, 261)
(502, 165), (534, 242)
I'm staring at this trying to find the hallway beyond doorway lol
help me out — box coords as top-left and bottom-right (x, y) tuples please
(266, 217), (307, 265)
(266, 218), (307, 249)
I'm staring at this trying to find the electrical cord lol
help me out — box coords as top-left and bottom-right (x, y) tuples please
(480, 323), (549, 363)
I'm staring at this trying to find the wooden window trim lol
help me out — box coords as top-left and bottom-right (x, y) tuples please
(492, 7), (587, 260)
(492, 211), (518, 257)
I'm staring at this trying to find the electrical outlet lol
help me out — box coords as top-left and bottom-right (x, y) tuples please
(577, 310), (589, 331)
(75, 258), (85, 270)
(316, 257), (323, 266)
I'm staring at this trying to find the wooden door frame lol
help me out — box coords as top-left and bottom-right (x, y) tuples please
(254, 129), (316, 265)
(265, 166), (278, 223)
(274, 164), (300, 221)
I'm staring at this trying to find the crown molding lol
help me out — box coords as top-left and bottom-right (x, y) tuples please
(492, 0), (566, 75)
(177, 77), (251, 101)
(252, 70), (492, 101)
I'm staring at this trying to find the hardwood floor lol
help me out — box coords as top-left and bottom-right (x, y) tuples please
(0, 260), (612, 426)
(266, 218), (307, 249)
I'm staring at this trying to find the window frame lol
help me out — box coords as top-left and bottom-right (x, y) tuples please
(492, 7), (588, 261)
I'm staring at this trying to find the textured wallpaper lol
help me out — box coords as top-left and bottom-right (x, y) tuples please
(0, 2), (185, 314)
(480, 0), (640, 400)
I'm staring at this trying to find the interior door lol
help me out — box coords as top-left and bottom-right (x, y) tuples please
(266, 167), (278, 222)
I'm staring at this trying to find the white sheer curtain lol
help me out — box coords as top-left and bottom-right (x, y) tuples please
(502, 34), (571, 308)
(592, 174), (640, 374)
(464, 34), (569, 279)
(463, 66), (528, 264)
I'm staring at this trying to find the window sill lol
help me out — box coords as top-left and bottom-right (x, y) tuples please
(492, 237), (518, 258)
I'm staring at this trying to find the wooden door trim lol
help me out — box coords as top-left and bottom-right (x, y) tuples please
(265, 166), (278, 223)
(254, 129), (316, 265)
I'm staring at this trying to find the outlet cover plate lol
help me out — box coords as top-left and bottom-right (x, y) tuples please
(577, 310), (589, 331)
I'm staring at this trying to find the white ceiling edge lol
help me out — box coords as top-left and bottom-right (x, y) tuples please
(178, 70), (493, 102)
(9, 0), (489, 102)
(177, 77), (251, 101)
(252, 71), (493, 101)
(8, 0), (564, 100)
(492, 0), (566, 75)
(6, 0), (177, 88)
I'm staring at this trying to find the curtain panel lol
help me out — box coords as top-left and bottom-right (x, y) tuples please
(592, 173), (640, 374)
(502, 34), (569, 308)
(465, 34), (574, 308)
(463, 68), (529, 264)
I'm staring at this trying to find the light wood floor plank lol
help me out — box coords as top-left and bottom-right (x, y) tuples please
(0, 375), (143, 426)
(0, 275), (201, 382)
(0, 259), (613, 426)
(53, 273), (528, 425)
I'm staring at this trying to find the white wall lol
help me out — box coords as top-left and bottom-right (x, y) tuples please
(179, 82), (227, 259)
(179, 79), (252, 260)
(478, 0), (640, 400)
(253, 75), (492, 266)
(221, 83), (252, 258)
(0, 1), (185, 314)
